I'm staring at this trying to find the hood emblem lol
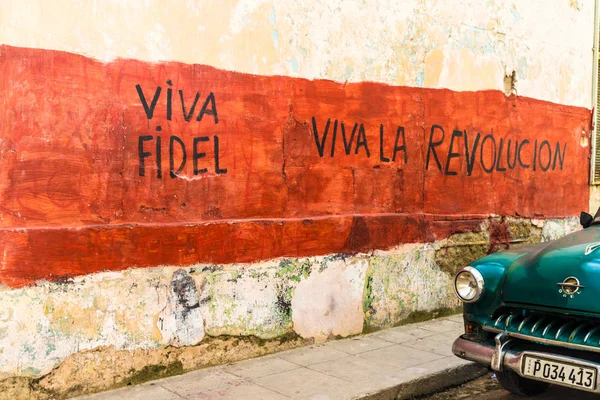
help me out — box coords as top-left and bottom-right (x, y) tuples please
(585, 242), (600, 255)
(557, 277), (584, 298)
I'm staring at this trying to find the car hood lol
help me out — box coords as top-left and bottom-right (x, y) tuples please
(502, 225), (600, 313)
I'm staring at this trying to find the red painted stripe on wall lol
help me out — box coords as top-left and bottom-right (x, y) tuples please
(0, 215), (484, 288)
(0, 45), (591, 287)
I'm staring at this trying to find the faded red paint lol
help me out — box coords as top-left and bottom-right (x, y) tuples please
(0, 45), (591, 287)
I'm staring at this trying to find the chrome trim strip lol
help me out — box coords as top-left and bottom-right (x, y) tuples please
(505, 314), (515, 328)
(556, 321), (577, 340)
(531, 317), (548, 334)
(556, 283), (586, 289)
(518, 316), (533, 332)
(569, 323), (590, 343)
(494, 313), (508, 327)
(542, 320), (557, 337)
(585, 326), (600, 344)
(484, 326), (600, 354)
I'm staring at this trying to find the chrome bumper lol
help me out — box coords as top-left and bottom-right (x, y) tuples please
(453, 335), (600, 393)
(452, 335), (521, 372)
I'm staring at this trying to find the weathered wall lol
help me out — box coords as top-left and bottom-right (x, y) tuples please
(0, 0), (593, 106)
(0, 45), (590, 287)
(0, 0), (594, 397)
(0, 218), (580, 398)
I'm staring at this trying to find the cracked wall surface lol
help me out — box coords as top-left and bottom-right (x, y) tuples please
(0, 218), (580, 398)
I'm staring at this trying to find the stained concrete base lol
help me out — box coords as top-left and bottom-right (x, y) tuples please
(76, 314), (485, 400)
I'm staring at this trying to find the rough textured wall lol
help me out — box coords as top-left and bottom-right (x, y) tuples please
(0, 0), (594, 397)
(0, 0), (593, 106)
(0, 218), (580, 399)
(0, 45), (590, 286)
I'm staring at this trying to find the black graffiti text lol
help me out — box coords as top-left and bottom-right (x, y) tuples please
(138, 135), (227, 178)
(136, 80), (224, 177)
(426, 125), (567, 175)
(135, 80), (218, 127)
(311, 117), (407, 163)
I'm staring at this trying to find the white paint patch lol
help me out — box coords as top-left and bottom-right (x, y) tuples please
(542, 218), (581, 242)
(291, 258), (368, 342)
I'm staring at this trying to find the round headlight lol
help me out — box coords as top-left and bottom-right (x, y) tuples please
(454, 266), (484, 303)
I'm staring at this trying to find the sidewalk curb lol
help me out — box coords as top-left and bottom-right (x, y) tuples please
(355, 362), (487, 400)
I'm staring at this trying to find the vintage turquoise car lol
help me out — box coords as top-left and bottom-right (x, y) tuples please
(453, 212), (600, 396)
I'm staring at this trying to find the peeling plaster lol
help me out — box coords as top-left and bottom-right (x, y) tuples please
(0, 217), (579, 383)
(157, 269), (204, 346)
(0, 0), (593, 107)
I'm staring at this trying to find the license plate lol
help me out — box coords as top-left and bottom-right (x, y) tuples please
(522, 355), (597, 391)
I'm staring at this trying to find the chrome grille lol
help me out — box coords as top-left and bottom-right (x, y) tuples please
(483, 310), (600, 353)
